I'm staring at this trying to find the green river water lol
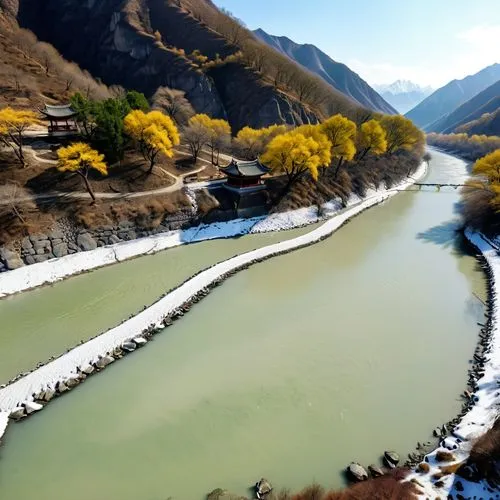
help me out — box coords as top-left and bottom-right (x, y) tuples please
(0, 150), (487, 499)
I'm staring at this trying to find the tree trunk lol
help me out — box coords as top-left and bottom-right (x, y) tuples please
(359, 147), (370, 161)
(334, 157), (343, 178)
(79, 172), (96, 202)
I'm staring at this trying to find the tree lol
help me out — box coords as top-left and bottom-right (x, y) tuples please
(182, 120), (210, 163)
(125, 91), (150, 112)
(356, 119), (387, 160)
(57, 143), (107, 202)
(188, 114), (231, 165)
(124, 110), (180, 173)
(380, 115), (424, 155)
(320, 114), (357, 176)
(70, 92), (98, 140)
(261, 129), (331, 192)
(152, 87), (195, 126)
(0, 107), (42, 167)
(93, 97), (131, 164)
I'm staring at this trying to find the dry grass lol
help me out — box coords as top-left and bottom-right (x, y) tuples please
(267, 471), (418, 500)
(435, 451), (456, 463)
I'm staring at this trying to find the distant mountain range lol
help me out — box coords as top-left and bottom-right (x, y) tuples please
(373, 80), (433, 114)
(253, 28), (397, 115)
(430, 79), (500, 134)
(405, 63), (500, 130)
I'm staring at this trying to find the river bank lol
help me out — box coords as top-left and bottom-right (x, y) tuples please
(405, 229), (500, 498)
(0, 163), (427, 444)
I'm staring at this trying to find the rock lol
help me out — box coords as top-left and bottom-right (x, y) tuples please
(9, 407), (25, 420)
(255, 478), (272, 498)
(122, 341), (136, 352)
(43, 389), (56, 402)
(433, 427), (442, 438)
(48, 229), (64, 240)
(30, 233), (48, 242)
(52, 242), (68, 258)
(109, 234), (121, 244)
(67, 242), (79, 251)
(33, 240), (50, 251)
(368, 464), (384, 478)
(455, 480), (464, 492)
(96, 355), (114, 368)
(133, 336), (147, 346)
(383, 451), (400, 468)
(0, 247), (24, 270)
(118, 220), (134, 229)
(25, 255), (36, 265)
(57, 381), (69, 393)
(34, 254), (50, 263)
(21, 237), (33, 250)
(81, 364), (95, 375)
(77, 233), (97, 251)
(347, 463), (368, 482)
(66, 377), (80, 388)
(207, 489), (247, 500)
(24, 401), (43, 414)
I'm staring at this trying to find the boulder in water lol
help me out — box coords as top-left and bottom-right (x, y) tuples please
(24, 401), (43, 414)
(9, 407), (25, 420)
(122, 341), (136, 352)
(384, 451), (400, 468)
(368, 464), (384, 478)
(347, 462), (368, 481)
(255, 478), (272, 498)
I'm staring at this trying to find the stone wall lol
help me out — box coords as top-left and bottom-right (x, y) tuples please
(0, 212), (195, 273)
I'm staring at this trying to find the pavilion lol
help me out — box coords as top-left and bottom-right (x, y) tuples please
(41, 104), (78, 134)
(220, 159), (270, 192)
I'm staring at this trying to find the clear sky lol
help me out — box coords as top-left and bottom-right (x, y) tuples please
(212, 0), (500, 89)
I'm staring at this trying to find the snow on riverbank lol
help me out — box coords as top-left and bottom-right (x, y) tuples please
(0, 165), (426, 440)
(407, 229), (500, 499)
(0, 166), (426, 298)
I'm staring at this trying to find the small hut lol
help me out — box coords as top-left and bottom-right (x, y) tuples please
(41, 104), (77, 134)
(220, 159), (270, 192)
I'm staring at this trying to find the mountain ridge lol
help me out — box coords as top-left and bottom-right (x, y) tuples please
(405, 63), (500, 130)
(253, 27), (397, 115)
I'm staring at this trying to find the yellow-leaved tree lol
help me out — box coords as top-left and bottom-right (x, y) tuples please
(379, 115), (424, 155)
(188, 114), (231, 165)
(124, 110), (180, 173)
(320, 114), (357, 176)
(0, 107), (42, 167)
(261, 128), (331, 191)
(356, 119), (387, 160)
(57, 142), (107, 202)
(234, 124), (288, 158)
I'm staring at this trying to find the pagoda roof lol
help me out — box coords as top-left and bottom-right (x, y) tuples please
(41, 104), (76, 119)
(221, 159), (270, 177)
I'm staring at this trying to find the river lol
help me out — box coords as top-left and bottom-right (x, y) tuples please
(0, 150), (486, 499)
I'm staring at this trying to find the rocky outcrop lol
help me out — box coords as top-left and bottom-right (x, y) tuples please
(1, 0), (325, 131)
(347, 463), (368, 482)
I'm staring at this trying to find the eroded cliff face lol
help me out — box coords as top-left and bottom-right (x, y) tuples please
(1, 0), (320, 130)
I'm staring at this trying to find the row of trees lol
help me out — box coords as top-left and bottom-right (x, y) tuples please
(427, 132), (500, 160)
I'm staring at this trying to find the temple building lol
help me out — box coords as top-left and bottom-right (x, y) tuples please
(41, 104), (78, 134)
(220, 159), (270, 192)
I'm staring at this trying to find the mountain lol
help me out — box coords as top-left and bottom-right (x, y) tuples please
(374, 80), (433, 114)
(457, 108), (500, 136)
(253, 28), (397, 115)
(405, 63), (500, 130)
(429, 79), (500, 134)
(0, 0), (365, 132)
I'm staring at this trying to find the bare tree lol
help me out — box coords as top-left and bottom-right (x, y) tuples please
(152, 87), (195, 126)
(182, 123), (210, 162)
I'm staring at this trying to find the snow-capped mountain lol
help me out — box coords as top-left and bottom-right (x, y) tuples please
(374, 80), (434, 114)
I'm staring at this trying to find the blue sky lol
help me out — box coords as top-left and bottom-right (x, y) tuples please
(213, 0), (500, 88)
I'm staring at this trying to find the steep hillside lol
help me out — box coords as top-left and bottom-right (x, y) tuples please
(1, 0), (366, 132)
(405, 63), (500, 130)
(0, 13), (111, 108)
(253, 28), (396, 115)
(457, 107), (500, 136)
(429, 79), (500, 133)
(374, 80), (433, 114)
